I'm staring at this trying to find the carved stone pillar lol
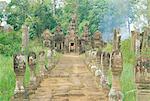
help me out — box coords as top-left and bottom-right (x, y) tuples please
(141, 28), (150, 52)
(39, 51), (46, 78)
(22, 25), (29, 53)
(102, 52), (110, 77)
(47, 49), (52, 70)
(96, 50), (102, 68)
(42, 29), (52, 48)
(131, 31), (137, 52)
(94, 51), (102, 83)
(13, 53), (26, 100)
(109, 51), (123, 101)
(113, 29), (121, 51)
(101, 52), (110, 89)
(135, 56), (150, 101)
(28, 52), (37, 85)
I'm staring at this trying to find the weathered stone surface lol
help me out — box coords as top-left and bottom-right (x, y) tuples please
(28, 52), (37, 85)
(113, 29), (121, 51)
(22, 25), (29, 52)
(109, 50), (123, 101)
(54, 24), (65, 52)
(42, 29), (52, 48)
(38, 51), (47, 77)
(135, 56), (150, 101)
(13, 53), (26, 93)
(29, 54), (107, 101)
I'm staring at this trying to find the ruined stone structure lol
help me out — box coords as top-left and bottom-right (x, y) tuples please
(113, 29), (121, 51)
(54, 24), (65, 52)
(141, 28), (150, 52)
(38, 51), (47, 77)
(131, 31), (138, 52)
(65, 14), (79, 53)
(135, 56), (150, 101)
(93, 30), (104, 49)
(22, 25), (29, 53)
(96, 50), (102, 68)
(134, 28), (150, 101)
(131, 30), (143, 54)
(47, 49), (52, 69)
(79, 23), (91, 54)
(42, 29), (53, 48)
(13, 53), (26, 99)
(102, 52), (110, 76)
(109, 50), (123, 101)
(109, 29), (123, 101)
(28, 52), (37, 84)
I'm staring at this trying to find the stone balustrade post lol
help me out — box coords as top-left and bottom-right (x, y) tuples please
(47, 49), (53, 70)
(28, 52), (37, 91)
(131, 31), (137, 52)
(12, 53), (26, 100)
(22, 25), (29, 54)
(39, 51), (47, 78)
(101, 52), (110, 90)
(109, 50), (123, 101)
(135, 56), (150, 101)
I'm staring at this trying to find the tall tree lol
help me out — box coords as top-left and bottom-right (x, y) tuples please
(148, 0), (150, 25)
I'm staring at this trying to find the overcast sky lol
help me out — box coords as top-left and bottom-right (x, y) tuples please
(0, 0), (11, 3)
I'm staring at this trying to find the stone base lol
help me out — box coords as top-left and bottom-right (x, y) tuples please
(11, 93), (27, 101)
(136, 90), (150, 101)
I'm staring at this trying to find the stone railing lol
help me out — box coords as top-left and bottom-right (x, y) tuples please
(85, 49), (111, 100)
(85, 49), (124, 101)
(84, 29), (124, 101)
(134, 56), (150, 101)
(11, 49), (60, 101)
(132, 27), (150, 101)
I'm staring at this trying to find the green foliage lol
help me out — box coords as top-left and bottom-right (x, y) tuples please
(78, 20), (89, 35)
(7, 0), (57, 38)
(102, 43), (113, 52)
(0, 55), (15, 101)
(121, 38), (136, 64)
(0, 31), (21, 56)
(0, 38), (62, 100)
(121, 64), (136, 101)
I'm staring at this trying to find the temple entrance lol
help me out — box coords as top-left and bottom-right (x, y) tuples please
(69, 42), (75, 52)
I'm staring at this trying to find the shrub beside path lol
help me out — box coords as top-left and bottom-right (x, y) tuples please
(29, 54), (107, 101)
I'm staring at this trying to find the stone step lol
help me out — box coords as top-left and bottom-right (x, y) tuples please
(29, 54), (107, 101)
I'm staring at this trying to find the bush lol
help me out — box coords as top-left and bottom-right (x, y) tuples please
(0, 31), (21, 56)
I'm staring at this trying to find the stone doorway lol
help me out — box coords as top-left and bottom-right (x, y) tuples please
(69, 42), (75, 52)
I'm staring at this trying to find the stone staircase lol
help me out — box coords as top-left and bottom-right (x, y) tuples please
(29, 54), (107, 101)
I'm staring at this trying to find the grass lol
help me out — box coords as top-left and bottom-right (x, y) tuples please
(121, 39), (136, 101)
(0, 38), (61, 101)
(0, 55), (32, 101)
(0, 55), (15, 101)
(104, 38), (136, 101)
(121, 63), (136, 101)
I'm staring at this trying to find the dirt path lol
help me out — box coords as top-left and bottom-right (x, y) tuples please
(29, 54), (107, 101)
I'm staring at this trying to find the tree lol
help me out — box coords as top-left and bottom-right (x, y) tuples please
(148, 0), (150, 25)
(6, 0), (57, 38)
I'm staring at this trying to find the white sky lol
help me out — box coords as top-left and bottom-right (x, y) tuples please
(0, 0), (11, 3)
